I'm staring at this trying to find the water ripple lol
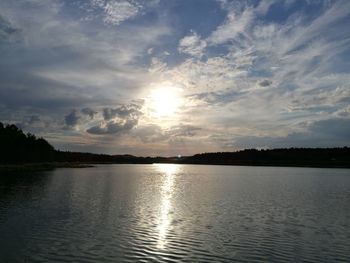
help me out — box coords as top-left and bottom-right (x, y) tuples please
(0, 165), (350, 262)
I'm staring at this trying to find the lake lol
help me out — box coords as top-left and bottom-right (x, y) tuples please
(0, 164), (349, 262)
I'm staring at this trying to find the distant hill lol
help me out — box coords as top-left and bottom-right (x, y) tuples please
(178, 148), (350, 168)
(1, 122), (349, 168)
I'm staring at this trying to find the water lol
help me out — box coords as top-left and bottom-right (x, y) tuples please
(0, 164), (350, 262)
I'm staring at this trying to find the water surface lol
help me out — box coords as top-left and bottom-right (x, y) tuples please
(0, 164), (349, 262)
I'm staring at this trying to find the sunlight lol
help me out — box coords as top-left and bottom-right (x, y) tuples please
(149, 85), (183, 117)
(154, 164), (179, 249)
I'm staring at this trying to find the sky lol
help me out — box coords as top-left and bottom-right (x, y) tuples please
(0, 0), (350, 156)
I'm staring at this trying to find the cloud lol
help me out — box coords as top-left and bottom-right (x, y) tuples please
(132, 124), (167, 143)
(81, 107), (97, 119)
(258, 79), (272, 87)
(309, 118), (350, 139)
(148, 57), (167, 74)
(130, 123), (201, 144)
(65, 110), (80, 127)
(0, 15), (21, 43)
(191, 89), (247, 105)
(16, 115), (41, 129)
(102, 103), (142, 121)
(102, 0), (141, 26)
(83, 0), (142, 26)
(214, 117), (350, 149)
(335, 106), (350, 117)
(1, 0), (350, 154)
(178, 32), (207, 57)
(87, 119), (136, 135)
(0, 0), (170, 119)
(166, 124), (201, 137)
(207, 6), (253, 45)
(87, 103), (143, 135)
(27, 115), (41, 125)
(84, 0), (161, 26)
(166, 54), (251, 94)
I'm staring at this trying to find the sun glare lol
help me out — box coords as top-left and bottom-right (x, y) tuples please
(149, 85), (182, 117)
(154, 163), (179, 249)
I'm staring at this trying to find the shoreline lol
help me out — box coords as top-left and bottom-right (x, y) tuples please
(1, 161), (349, 173)
(0, 162), (94, 173)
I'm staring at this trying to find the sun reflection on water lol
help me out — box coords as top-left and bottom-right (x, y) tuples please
(155, 163), (178, 249)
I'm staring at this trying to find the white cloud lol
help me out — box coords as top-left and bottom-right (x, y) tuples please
(148, 57), (167, 74)
(1, 0), (350, 154)
(86, 0), (162, 27)
(178, 32), (207, 57)
(148, 0), (350, 152)
(102, 0), (141, 26)
(207, 7), (253, 45)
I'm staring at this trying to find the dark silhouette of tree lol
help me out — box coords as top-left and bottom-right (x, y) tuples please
(178, 148), (350, 168)
(0, 122), (55, 163)
(1, 122), (349, 167)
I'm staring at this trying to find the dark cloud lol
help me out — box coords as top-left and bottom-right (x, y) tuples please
(0, 15), (21, 42)
(13, 115), (54, 135)
(258, 79), (272, 87)
(103, 108), (117, 121)
(87, 121), (122, 135)
(81, 107), (97, 119)
(15, 115), (41, 129)
(338, 96), (350, 103)
(309, 118), (350, 139)
(336, 107), (350, 117)
(0, 71), (94, 111)
(103, 103), (142, 121)
(65, 110), (80, 127)
(87, 103), (143, 135)
(27, 115), (41, 125)
(87, 119), (138, 135)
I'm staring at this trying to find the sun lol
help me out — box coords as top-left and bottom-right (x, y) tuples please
(149, 85), (182, 117)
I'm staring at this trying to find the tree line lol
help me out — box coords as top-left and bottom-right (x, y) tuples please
(1, 122), (349, 167)
(0, 123), (55, 163)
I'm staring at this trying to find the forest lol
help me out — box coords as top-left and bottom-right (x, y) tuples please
(1, 122), (349, 168)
